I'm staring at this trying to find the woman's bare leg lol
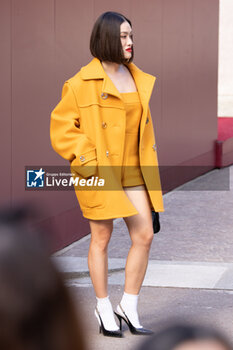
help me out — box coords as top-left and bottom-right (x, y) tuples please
(123, 185), (154, 294)
(88, 219), (120, 332)
(88, 219), (113, 298)
(115, 185), (154, 329)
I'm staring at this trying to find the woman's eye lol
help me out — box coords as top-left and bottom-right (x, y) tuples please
(121, 35), (127, 39)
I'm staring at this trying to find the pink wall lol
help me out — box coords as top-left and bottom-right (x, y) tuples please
(0, 0), (219, 251)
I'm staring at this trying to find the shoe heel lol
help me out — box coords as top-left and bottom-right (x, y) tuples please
(116, 304), (154, 335)
(119, 318), (122, 330)
(95, 309), (102, 333)
(95, 308), (123, 338)
(114, 312), (122, 330)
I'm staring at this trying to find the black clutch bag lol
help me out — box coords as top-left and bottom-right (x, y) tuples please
(152, 211), (160, 234)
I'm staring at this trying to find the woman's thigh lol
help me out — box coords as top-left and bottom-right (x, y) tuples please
(123, 185), (153, 241)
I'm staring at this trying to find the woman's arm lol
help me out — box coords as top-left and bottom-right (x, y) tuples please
(50, 81), (98, 178)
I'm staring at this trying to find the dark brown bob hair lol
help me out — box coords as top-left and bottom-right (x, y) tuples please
(90, 11), (134, 64)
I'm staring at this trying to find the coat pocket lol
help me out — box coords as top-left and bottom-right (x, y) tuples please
(70, 148), (98, 178)
(73, 165), (105, 209)
(75, 188), (105, 209)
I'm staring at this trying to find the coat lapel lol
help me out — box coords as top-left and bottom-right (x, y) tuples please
(80, 58), (121, 99)
(126, 62), (156, 142)
(101, 72), (122, 99)
(80, 57), (105, 80)
(126, 62), (156, 105)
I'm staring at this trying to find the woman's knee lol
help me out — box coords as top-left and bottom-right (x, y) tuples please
(131, 226), (154, 249)
(89, 220), (113, 251)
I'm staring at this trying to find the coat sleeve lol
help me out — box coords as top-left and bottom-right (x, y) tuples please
(50, 81), (98, 178)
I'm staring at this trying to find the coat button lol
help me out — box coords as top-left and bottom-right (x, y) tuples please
(80, 155), (85, 162)
(102, 122), (107, 128)
(146, 117), (149, 124)
(152, 144), (157, 151)
(106, 150), (109, 157)
(101, 92), (108, 100)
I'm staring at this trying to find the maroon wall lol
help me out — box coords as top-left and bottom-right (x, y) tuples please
(0, 0), (219, 251)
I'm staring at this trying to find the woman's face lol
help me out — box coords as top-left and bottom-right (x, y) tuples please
(120, 21), (133, 60)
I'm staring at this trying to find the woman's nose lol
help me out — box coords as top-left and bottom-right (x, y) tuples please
(127, 36), (133, 46)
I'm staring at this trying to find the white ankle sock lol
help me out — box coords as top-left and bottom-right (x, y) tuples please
(95, 296), (119, 331)
(118, 292), (142, 328)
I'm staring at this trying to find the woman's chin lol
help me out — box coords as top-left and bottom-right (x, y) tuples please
(124, 53), (132, 60)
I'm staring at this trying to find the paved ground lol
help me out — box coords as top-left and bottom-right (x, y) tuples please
(53, 165), (233, 350)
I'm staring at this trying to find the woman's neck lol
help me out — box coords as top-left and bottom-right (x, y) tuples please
(101, 61), (124, 75)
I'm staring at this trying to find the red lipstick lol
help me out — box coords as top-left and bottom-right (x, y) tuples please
(126, 48), (132, 52)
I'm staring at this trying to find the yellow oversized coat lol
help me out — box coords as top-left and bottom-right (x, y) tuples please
(50, 58), (164, 220)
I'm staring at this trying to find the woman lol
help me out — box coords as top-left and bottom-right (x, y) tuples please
(50, 11), (164, 337)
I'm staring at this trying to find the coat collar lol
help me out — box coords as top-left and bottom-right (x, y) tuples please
(80, 57), (156, 104)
